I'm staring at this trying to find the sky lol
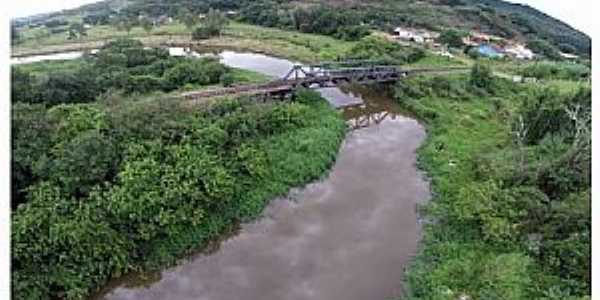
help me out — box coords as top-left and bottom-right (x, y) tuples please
(7, 0), (594, 36)
(505, 0), (593, 36)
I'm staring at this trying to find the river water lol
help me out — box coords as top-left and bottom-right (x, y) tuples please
(13, 49), (430, 300)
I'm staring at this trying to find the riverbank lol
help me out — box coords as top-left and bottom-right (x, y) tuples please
(12, 90), (347, 299)
(394, 72), (591, 298)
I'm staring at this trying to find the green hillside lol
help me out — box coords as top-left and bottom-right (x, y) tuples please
(13, 0), (590, 57)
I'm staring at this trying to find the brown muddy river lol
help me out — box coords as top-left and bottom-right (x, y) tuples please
(94, 54), (431, 300)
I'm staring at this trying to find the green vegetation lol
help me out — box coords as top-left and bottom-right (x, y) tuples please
(10, 38), (253, 105)
(192, 8), (229, 40)
(527, 38), (562, 61)
(438, 29), (466, 48)
(12, 21), (356, 63)
(345, 35), (425, 64)
(13, 0), (590, 59)
(521, 61), (591, 81)
(396, 65), (590, 299)
(11, 3), (592, 299)
(67, 22), (87, 40)
(12, 90), (346, 299)
(240, 3), (370, 41)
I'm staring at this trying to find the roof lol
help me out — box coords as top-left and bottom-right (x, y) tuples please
(560, 52), (579, 59)
(478, 44), (505, 58)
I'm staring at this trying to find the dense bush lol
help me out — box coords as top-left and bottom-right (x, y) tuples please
(240, 2), (368, 41)
(123, 75), (164, 94)
(37, 67), (101, 104)
(192, 25), (218, 40)
(11, 104), (52, 207)
(10, 39), (234, 106)
(521, 62), (590, 81)
(220, 73), (235, 87)
(162, 58), (227, 90)
(11, 68), (34, 103)
(345, 35), (425, 64)
(11, 90), (346, 299)
(12, 183), (132, 300)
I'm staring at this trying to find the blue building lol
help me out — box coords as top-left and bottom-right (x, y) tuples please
(477, 44), (505, 58)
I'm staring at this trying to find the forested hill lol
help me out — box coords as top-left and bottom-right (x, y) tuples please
(13, 0), (591, 57)
(463, 0), (590, 56)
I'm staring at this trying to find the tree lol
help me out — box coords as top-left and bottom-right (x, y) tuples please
(438, 29), (465, 48)
(192, 9), (229, 40)
(140, 16), (154, 34)
(220, 73), (235, 87)
(178, 8), (199, 30)
(112, 15), (135, 35)
(50, 131), (119, 196)
(470, 63), (493, 90)
(192, 26), (214, 40)
(204, 8), (229, 37)
(67, 22), (87, 40)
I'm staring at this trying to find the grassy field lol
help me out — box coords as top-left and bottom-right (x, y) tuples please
(15, 58), (84, 75)
(13, 22), (356, 63)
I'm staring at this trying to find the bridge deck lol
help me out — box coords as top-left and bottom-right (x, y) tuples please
(181, 65), (469, 100)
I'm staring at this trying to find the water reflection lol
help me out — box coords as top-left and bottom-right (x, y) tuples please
(218, 51), (301, 78)
(337, 84), (402, 130)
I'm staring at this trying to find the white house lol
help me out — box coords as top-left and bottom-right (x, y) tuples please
(394, 27), (414, 40)
(504, 44), (535, 60)
(393, 27), (438, 44)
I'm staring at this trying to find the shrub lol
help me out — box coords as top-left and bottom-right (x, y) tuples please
(11, 67), (35, 103)
(38, 67), (102, 105)
(11, 103), (52, 207)
(470, 63), (493, 90)
(162, 61), (210, 90)
(201, 59), (229, 82)
(220, 73), (235, 87)
(12, 183), (131, 299)
(46, 104), (108, 145)
(192, 25), (220, 40)
(438, 29), (466, 48)
(49, 131), (119, 196)
(123, 75), (164, 94)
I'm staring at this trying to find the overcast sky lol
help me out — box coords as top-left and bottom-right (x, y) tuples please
(8, 0), (594, 36)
